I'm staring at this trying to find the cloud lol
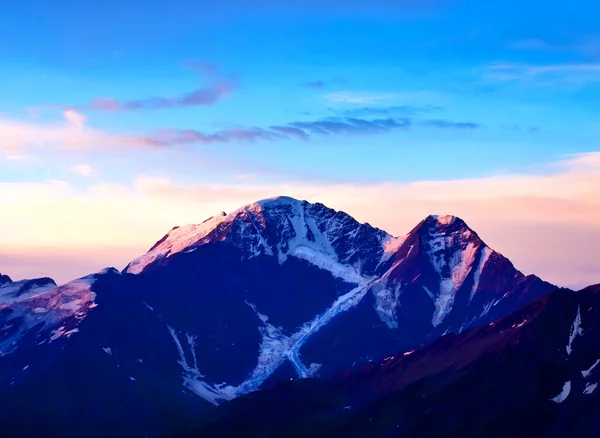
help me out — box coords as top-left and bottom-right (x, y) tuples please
(63, 109), (87, 128)
(501, 124), (540, 133)
(486, 62), (600, 84)
(304, 80), (326, 89)
(85, 64), (236, 112)
(0, 109), (481, 154)
(421, 119), (480, 130)
(0, 111), (111, 152)
(1, 153), (599, 287)
(510, 39), (556, 51)
(510, 37), (600, 57)
(302, 77), (346, 89)
(126, 115), (480, 147)
(529, 64), (600, 74)
(70, 164), (94, 177)
(87, 83), (234, 111)
(335, 105), (443, 117)
(5, 154), (27, 160)
(324, 91), (403, 104)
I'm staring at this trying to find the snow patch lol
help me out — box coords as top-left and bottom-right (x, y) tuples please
(49, 327), (66, 341)
(566, 306), (583, 355)
(168, 325), (235, 405)
(372, 282), (403, 329)
(378, 235), (407, 266)
(59, 299), (83, 311)
(582, 359), (599, 378)
(126, 212), (229, 275)
(470, 246), (492, 302)
(481, 299), (500, 317)
(584, 383), (597, 395)
(371, 246), (413, 327)
(511, 319), (528, 329)
(0, 279), (57, 304)
(307, 363), (322, 375)
(431, 215), (457, 225)
(429, 239), (479, 327)
(173, 279), (377, 405)
(551, 381), (571, 403)
(32, 307), (49, 314)
(292, 245), (363, 285)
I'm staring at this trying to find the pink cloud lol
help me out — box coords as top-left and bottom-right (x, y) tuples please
(85, 64), (236, 112)
(63, 109), (87, 128)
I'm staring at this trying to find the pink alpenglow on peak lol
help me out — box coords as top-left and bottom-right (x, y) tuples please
(429, 215), (458, 225)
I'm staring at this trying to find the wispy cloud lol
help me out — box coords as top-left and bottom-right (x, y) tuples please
(421, 119), (480, 130)
(501, 124), (540, 133)
(125, 115), (481, 147)
(70, 164), (95, 177)
(63, 109), (87, 128)
(0, 110), (111, 152)
(510, 39), (556, 51)
(303, 80), (327, 89)
(0, 110), (481, 153)
(334, 105), (443, 117)
(487, 62), (600, 84)
(84, 63), (236, 112)
(302, 77), (346, 89)
(510, 37), (600, 56)
(324, 91), (402, 104)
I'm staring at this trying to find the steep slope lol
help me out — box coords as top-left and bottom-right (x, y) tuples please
(297, 214), (554, 375)
(0, 197), (557, 436)
(177, 284), (600, 438)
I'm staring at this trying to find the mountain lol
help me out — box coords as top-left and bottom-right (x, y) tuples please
(177, 284), (600, 438)
(0, 197), (557, 436)
(0, 273), (56, 303)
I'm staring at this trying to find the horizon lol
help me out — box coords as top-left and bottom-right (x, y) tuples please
(1, 0), (599, 288)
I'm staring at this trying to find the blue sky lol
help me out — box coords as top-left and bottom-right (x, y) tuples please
(1, 0), (600, 286)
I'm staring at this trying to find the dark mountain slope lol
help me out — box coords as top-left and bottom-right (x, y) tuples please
(177, 285), (600, 438)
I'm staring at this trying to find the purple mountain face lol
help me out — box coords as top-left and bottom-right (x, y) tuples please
(180, 284), (600, 438)
(0, 197), (557, 436)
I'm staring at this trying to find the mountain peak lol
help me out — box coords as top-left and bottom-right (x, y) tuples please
(416, 214), (478, 243)
(125, 196), (390, 276)
(428, 214), (458, 225)
(254, 195), (303, 207)
(0, 273), (12, 286)
(230, 195), (307, 219)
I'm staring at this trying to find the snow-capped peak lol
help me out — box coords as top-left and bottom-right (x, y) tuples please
(407, 214), (492, 327)
(429, 214), (458, 225)
(253, 195), (302, 208)
(124, 196), (393, 278)
(123, 198), (512, 332)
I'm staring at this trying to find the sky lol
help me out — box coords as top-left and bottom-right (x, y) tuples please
(1, 0), (599, 288)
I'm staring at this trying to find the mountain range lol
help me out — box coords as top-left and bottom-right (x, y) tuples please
(0, 196), (593, 437)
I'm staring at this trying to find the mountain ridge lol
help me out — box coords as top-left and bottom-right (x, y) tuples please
(0, 196), (560, 437)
